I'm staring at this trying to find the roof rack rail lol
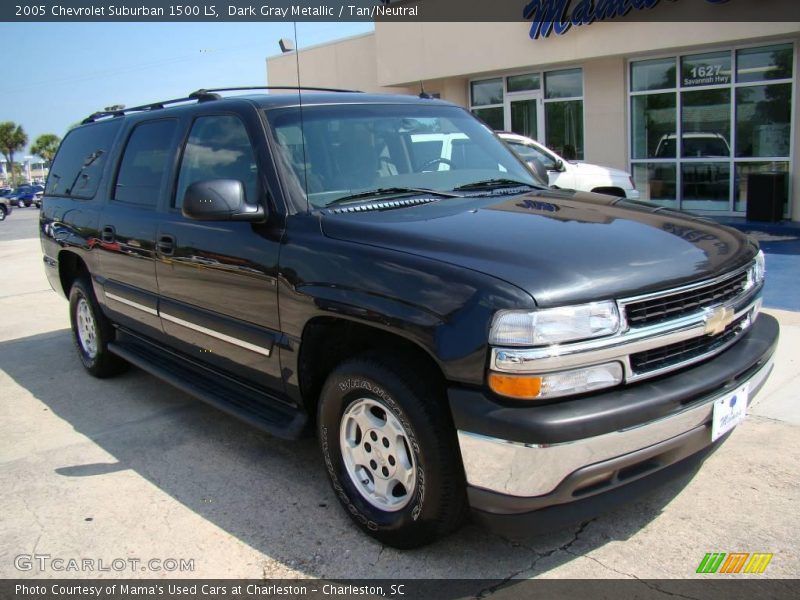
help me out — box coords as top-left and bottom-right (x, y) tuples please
(81, 93), (219, 124)
(81, 85), (362, 124)
(190, 85), (363, 95)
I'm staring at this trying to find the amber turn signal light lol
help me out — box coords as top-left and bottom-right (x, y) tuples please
(487, 372), (542, 400)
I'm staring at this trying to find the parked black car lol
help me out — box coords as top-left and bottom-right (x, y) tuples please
(0, 195), (11, 221)
(40, 89), (778, 548)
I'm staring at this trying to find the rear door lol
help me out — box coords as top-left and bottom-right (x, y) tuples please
(154, 108), (284, 391)
(96, 118), (180, 339)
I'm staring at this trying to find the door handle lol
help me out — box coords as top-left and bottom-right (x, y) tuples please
(101, 226), (115, 243)
(157, 234), (176, 256)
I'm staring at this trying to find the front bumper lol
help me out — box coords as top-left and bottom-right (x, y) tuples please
(450, 313), (778, 525)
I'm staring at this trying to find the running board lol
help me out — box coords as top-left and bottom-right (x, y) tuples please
(108, 337), (306, 440)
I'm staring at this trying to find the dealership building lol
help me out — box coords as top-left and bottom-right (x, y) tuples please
(266, 13), (800, 222)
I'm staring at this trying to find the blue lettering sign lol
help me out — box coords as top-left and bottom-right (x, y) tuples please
(524, 0), (728, 40)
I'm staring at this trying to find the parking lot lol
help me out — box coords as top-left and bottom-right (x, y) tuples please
(1, 208), (799, 582)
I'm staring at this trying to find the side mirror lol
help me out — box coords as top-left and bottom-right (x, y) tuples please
(525, 159), (549, 185)
(182, 179), (265, 221)
(552, 159), (565, 172)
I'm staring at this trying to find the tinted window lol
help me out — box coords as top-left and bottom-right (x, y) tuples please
(470, 79), (503, 106)
(631, 57), (676, 92)
(508, 141), (557, 170)
(507, 73), (540, 92)
(545, 68), (582, 99)
(45, 120), (122, 198)
(681, 51), (732, 87)
(175, 115), (258, 209)
(113, 120), (177, 206)
(737, 44), (793, 83)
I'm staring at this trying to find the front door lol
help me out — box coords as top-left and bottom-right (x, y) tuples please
(155, 110), (284, 392)
(505, 92), (544, 142)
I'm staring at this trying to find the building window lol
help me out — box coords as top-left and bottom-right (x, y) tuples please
(629, 43), (793, 215)
(544, 69), (584, 160)
(470, 78), (504, 130)
(470, 68), (584, 160)
(507, 73), (540, 92)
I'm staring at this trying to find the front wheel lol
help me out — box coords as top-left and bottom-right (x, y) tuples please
(318, 357), (467, 548)
(0, 206), (6, 221)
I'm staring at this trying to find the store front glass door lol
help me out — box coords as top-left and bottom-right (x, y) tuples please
(506, 92), (543, 141)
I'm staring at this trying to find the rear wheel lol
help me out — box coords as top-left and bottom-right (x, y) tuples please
(69, 277), (128, 378)
(0, 206), (6, 221)
(318, 356), (467, 548)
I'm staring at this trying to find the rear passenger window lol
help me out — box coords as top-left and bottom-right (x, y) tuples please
(113, 120), (177, 207)
(174, 115), (258, 209)
(46, 120), (122, 198)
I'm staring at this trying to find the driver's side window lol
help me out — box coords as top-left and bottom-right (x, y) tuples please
(174, 115), (258, 209)
(511, 142), (557, 170)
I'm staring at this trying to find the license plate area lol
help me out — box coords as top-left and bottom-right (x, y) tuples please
(711, 383), (749, 442)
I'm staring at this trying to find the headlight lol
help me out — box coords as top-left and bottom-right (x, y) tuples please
(488, 362), (624, 400)
(745, 250), (766, 291)
(489, 301), (621, 346)
(753, 250), (766, 284)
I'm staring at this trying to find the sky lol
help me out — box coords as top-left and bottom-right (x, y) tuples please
(0, 22), (374, 158)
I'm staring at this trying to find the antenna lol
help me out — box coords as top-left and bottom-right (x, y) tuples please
(419, 80), (432, 99)
(293, 21), (310, 204)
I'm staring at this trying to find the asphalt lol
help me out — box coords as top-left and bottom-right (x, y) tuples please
(1, 208), (798, 582)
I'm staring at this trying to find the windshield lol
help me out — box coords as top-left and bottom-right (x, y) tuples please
(266, 103), (539, 208)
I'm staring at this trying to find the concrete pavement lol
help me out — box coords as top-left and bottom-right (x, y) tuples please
(1, 209), (798, 583)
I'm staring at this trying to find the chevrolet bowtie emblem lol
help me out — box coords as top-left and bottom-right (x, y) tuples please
(704, 306), (735, 336)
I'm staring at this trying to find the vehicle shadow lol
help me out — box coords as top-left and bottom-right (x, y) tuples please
(1, 329), (710, 582)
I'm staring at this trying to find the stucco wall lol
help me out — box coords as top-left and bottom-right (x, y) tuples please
(583, 57), (627, 171)
(373, 21), (800, 86)
(267, 33), (411, 94)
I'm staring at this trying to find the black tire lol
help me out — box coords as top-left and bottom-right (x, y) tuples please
(0, 206), (6, 221)
(68, 277), (128, 378)
(318, 356), (467, 548)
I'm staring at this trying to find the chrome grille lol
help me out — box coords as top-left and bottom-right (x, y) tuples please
(630, 314), (749, 374)
(625, 270), (749, 328)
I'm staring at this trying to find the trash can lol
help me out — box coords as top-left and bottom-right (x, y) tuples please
(746, 172), (786, 222)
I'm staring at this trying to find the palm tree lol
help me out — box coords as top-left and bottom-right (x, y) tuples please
(0, 122), (28, 185)
(31, 133), (61, 166)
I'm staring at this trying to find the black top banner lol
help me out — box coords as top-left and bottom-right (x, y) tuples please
(3, 0), (800, 23)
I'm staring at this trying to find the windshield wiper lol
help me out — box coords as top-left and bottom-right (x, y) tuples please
(326, 187), (462, 207)
(453, 178), (537, 192)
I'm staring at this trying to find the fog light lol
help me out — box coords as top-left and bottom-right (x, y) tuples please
(488, 362), (623, 400)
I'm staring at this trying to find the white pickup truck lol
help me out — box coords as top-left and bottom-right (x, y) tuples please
(498, 132), (640, 200)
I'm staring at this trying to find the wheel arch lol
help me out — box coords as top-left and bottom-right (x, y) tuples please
(57, 249), (89, 297)
(297, 316), (448, 419)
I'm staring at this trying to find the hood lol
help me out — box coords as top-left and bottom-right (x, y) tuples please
(570, 161), (631, 180)
(320, 190), (757, 307)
